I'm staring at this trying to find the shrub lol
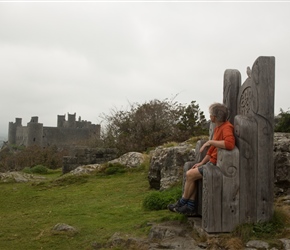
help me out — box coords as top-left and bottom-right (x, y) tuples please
(23, 165), (49, 174)
(275, 108), (290, 132)
(143, 186), (182, 211)
(105, 166), (126, 175)
(104, 163), (127, 175)
(0, 145), (67, 172)
(100, 98), (207, 155)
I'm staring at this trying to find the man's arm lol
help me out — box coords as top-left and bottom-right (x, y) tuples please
(192, 154), (210, 169)
(200, 140), (225, 152)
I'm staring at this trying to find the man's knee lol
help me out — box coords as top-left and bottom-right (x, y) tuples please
(184, 161), (194, 173)
(186, 168), (202, 181)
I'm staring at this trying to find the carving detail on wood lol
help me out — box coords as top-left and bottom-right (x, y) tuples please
(219, 164), (237, 178)
(217, 150), (238, 178)
(239, 86), (252, 115)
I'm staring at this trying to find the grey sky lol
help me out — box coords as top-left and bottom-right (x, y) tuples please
(0, 1), (289, 138)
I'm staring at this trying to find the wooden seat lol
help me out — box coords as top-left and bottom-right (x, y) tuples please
(190, 56), (275, 233)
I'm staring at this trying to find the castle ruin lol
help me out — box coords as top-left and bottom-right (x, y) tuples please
(8, 113), (100, 148)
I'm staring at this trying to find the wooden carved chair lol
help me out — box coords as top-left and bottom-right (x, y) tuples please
(190, 56), (275, 233)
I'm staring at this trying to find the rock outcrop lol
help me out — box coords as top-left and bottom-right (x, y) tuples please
(274, 133), (290, 196)
(0, 171), (46, 183)
(108, 152), (146, 168)
(148, 143), (195, 190)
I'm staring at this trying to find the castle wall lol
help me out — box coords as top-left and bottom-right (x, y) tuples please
(8, 113), (100, 148)
(15, 127), (28, 146)
(42, 127), (93, 147)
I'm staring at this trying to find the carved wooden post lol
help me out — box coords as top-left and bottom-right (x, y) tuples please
(235, 116), (257, 222)
(223, 69), (241, 124)
(252, 57), (275, 222)
(236, 56), (275, 223)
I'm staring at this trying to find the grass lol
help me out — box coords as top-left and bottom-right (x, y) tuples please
(0, 168), (182, 250)
(1, 165), (290, 250)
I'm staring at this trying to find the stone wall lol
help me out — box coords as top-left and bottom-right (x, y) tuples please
(62, 147), (118, 174)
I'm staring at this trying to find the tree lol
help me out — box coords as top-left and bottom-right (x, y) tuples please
(177, 101), (208, 137)
(100, 99), (207, 155)
(275, 108), (290, 132)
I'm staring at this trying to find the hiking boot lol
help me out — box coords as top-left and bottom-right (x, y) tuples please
(167, 200), (183, 213)
(175, 204), (197, 217)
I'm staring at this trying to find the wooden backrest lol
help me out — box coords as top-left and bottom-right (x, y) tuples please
(223, 56), (275, 223)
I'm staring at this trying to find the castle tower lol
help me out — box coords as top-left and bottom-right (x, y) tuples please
(8, 118), (22, 145)
(57, 115), (66, 128)
(67, 113), (76, 128)
(27, 116), (43, 147)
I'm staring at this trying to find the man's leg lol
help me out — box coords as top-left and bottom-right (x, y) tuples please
(182, 161), (195, 193)
(175, 167), (202, 215)
(168, 166), (202, 215)
(168, 161), (194, 212)
(182, 167), (202, 200)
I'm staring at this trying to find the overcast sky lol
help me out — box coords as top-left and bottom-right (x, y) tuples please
(0, 1), (289, 138)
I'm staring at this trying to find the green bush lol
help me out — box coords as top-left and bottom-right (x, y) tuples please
(23, 165), (49, 174)
(143, 186), (182, 211)
(105, 166), (126, 175)
(275, 109), (290, 132)
(104, 163), (127, 175)
(100, 99), (207, 155)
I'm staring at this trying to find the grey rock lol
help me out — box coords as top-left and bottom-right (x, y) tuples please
(70, 164), (103, 175)
(274, 133), (290, 196)
(0, 171), (46, 183)
(148, 143), (195, 190)
(109, 152), (145, 168)
(148, 221), (202, 249)
(279, 238), (290, 250)
(246, 240), (269, 249)
(51, 223), (78, 234)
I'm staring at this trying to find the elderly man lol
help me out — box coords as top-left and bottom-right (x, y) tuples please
(168, 103), (235, 216)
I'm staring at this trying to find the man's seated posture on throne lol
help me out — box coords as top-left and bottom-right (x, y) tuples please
(168, 102), (235, 216)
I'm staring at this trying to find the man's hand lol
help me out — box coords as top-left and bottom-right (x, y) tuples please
(191, 162), (203, 169)
(200, 141), (211, 152)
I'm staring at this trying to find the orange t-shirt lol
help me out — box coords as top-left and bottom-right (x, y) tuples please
(206, 121), (235, 165)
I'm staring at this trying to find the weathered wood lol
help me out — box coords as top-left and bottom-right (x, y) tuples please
(223, 69), (241, 125)
(235, 115), (257, 223)
(236, 56), (275, 223)
(202, 163), (222, 232)
(218, 147), (240, 232)
(252, 57), (275, 222)
(202, 147), (240, 233)
(191, 56), (275, 233)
